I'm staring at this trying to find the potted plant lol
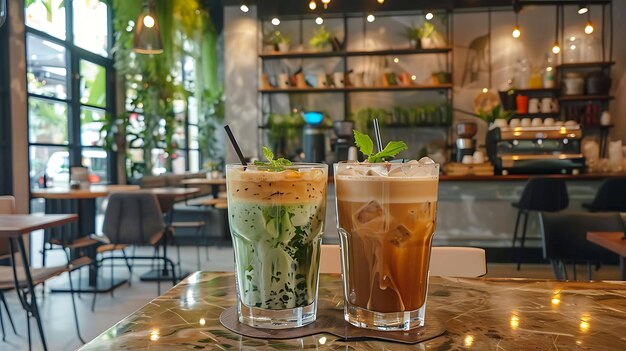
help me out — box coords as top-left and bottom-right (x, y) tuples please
(405, 26), (422, 49)
(265, 29), (290, 52)
(309, 25), (333, 52)
(477, 105), (511, 127)
(418, 21), (436, 49)
(432, 71), (452, 84)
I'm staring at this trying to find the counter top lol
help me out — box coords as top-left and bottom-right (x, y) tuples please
(80, 272), (626, 350)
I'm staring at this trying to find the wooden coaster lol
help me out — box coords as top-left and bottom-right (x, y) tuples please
(219, 305), (446, 344)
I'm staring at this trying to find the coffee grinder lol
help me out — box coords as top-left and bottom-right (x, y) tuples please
(302, 111), (326, 163)
(332, 120), (354, 161)
(455, 122), (477, 162)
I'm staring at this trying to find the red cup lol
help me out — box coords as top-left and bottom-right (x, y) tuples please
(516, 95), (529, 114)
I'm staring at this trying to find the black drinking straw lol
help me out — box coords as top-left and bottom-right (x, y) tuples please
(224, 125), (247, 166)
(373, 118), (383, 153)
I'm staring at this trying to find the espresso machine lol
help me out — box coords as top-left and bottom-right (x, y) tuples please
(302, 111), (326, 163)
(455, 122), (477, 162)
(332, 120), (354, 161)
(486, 124), (585, 174)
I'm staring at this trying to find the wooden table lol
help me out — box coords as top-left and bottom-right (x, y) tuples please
(31, 186), (199, 291)
(80, 272), (626, 350)
(0, 214), (77, 350)
(587, 231), (626, 280)
(181, 178), (225, 198)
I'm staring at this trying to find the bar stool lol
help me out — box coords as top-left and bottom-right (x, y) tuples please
(582, 178), (626, 212)
(512, 177), (569, 270)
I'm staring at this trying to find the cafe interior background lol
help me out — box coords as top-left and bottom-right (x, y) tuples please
(1, 0), (626, 349)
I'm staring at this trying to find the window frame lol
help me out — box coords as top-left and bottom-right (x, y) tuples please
(25, 1), (116, 188)
(0, 5), (12, 195)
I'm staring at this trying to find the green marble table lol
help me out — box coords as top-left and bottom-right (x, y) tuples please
(80, 272), (626, 350)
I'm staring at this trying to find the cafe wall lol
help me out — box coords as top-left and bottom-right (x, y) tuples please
(224, 3), (626, 162)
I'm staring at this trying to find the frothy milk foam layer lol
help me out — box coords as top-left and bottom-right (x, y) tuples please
(335, 176), (438, 203)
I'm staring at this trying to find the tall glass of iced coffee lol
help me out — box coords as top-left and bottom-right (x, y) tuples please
(334, 159), (439, 331)
(226, 163), (328, 329)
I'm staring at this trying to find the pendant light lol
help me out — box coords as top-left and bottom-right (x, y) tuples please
(584, 9), (594, 34)
(512, 10), (521, 38)
(309, 0), (317, 11)
(321, 0), (331, 9)
(133, 0), (163, 54)
(552, 6), (560, 55)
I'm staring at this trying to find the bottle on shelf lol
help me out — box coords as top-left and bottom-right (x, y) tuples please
(543, 54), (555, 89)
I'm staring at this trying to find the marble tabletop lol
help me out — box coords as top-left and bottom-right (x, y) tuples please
(80, 272), (626, 350)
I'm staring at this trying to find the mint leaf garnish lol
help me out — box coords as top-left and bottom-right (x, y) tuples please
(254, 146), (293, 171)
(353, 130), (407, 163)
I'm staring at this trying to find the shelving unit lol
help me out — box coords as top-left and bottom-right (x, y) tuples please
(257, 12), (454, 157)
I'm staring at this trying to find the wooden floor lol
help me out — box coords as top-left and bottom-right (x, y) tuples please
(0, 246), (622, 351)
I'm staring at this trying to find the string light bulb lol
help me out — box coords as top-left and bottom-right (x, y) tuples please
(578, 5), (588, 15)
(512, 26), (521, 38)
(240, 4), (249, 13)
(321, 0), (330, 9)
(425, 12), (434, 20)
(309, 0), (316, 10)
(585, 21), (594, 34)
(552, 42), (561, 54)
(271, 17), (280, 26)
(315, 17), (323, 25)
(367, 14), (375, 22)
(512, 10), (521, 39)
(377, 0), (385, 3)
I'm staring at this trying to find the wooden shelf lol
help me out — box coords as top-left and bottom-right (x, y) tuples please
(556, 61), (615, 70)
(259, 51), (344, 59)
(507, 88), (560, 94)
(510, 112), (560, 118)
(347, 84), (452, 92)
(259, 47), (452, 59)
(259, 87), (344, 93)
(558, 95), (614, 102)
(259, 84), (452, 94)
(372, 124), (451, 128)
(345, 47), (452, 57)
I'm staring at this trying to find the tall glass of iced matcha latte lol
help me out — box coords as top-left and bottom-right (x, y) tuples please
(226, 159), (328, 329)
(334, 131), (439, 331)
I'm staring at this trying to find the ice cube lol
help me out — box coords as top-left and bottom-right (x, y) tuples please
(389, 224), (412, 247)
(366, 166), (387, 177)
(356, 201), (384, 223)
(388, 160), (420, 177)
(418, 157), (435, 165)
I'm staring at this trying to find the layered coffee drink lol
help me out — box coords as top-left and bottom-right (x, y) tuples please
(334, 159), (439, 330)
(226, 163), (327, 329)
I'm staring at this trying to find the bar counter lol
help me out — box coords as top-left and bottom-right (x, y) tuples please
(80, 272), (626, 350)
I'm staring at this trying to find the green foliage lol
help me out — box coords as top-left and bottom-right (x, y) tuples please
(478, 105), (511, 125)
(105, 0), (223, 177)
(265, 29), (289, 45)
(309, 26), (332, 50)
(353, 130), (408, 163)
(253, 147), (293, 172)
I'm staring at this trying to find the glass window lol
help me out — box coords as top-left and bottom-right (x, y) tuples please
(25, 0), (66, 39)
(26, 34), (68, 99)
(189, 150), (200, 172)
(28, 98), (68, 144)
(80, 60), (107, 108)
(81, 148), (108, 184)
(72, 0), (109, 56)
(80, 107), (106, 146)
(172, 150), (186, 174)
(29, 145), (69, 188)
(189, 125), (199, 149)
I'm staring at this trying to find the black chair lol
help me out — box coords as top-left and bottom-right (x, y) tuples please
(582, 178), (626, 212)
(92, 192), (177, 310)
(539, 212), (623, 280)
(512, 178), (569, 270)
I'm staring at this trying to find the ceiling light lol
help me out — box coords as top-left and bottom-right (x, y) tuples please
(552, 42), (561, 54)
(240, 4), (249, 13)
(271, 17), (280, 26)
(425, 12), (434, 21)
(367, 14), (375, 22)
(578, 5), (588, 15)
(585, 21), (594, 34)
(321, 0), (330, 9)
(315, 17), (323, 25)
(512, 26), (521, 38)
(393, 57), (399, 63)
(377, 0), (385, 3)
(309, 0), (316, 10)
(133, 0), (163, 54)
